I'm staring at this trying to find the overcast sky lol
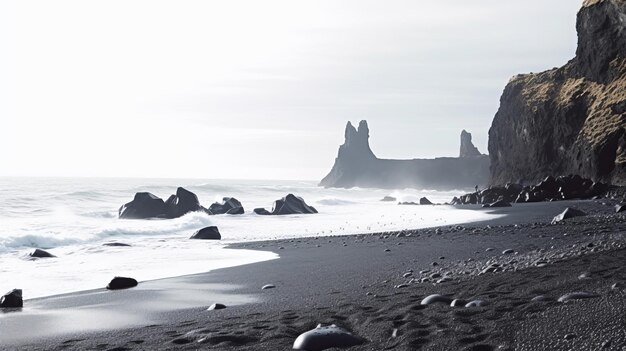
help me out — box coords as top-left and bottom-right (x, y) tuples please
(0, 1), (582, 180)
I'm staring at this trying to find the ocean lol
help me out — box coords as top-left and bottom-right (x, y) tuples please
(0, 177), (498, 298)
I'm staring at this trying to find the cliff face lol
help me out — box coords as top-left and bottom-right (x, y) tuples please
(320, 121), (490, 190)
(489, 0), (626, 185)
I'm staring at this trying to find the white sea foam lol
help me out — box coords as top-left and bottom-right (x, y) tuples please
(0, 177), (500, 298)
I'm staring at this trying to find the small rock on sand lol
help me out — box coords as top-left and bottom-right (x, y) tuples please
(421, 294), (453, 305)
(0, 289), (23, 308)
(531, 295), (552, 302)
(557, 291), (599, 302)
(615, 204), (625, 213)
(293, 324), (364, 351)
(207, 303), (226, 310)
(551, 208), (586, 224)
(450, 299), (467, 307)
(465, 300), (489, 307)
(262, 284), (276, 290)
(106, 277), (138, 290)
(502, 249), (515, 255)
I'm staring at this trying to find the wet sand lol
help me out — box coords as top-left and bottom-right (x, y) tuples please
(2, 199), (626, 350)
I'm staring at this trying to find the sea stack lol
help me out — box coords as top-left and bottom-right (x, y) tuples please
(319, 120), (490, 190)
(488, 0), (626, 186)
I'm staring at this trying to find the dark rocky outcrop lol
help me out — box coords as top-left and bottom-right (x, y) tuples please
(616, 204), (626, 213)
(190, 226), (221, 240)
(0, 289), (23, 308)
(209, 197), (244, 215)
(106, 277), (138, 290)
(255, 194), (318, 215)
(102, 242), (131, 247)
(489, 0), (626, 186)
(29, 249), (55, 258)
(320, 121), (490, 190)
(380, 196), (397, 202)
(119, 187), (205, 219)
(460, 130), (482, 157)
(454, 175), (608, 205)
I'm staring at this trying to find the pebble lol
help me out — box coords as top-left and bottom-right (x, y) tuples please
(207, 303), (226, 311)
(421, 294), (453, 305)
(531, 295), (552, 302)
(394, 284), (409, 289)
(384, 249), (391, 252)
(557, 291), (599, 302)
(293, 324), (364, 351)
(430, 273), (442, 279)
(403, 272), (413, 278)
(262, 284), (276, 290)
(465, 300), (489, 307)
(502, 249), (515, 255)
(450, 299), (467, 307)
(564, 333), (577, 340)
(486, 248), (494, 252)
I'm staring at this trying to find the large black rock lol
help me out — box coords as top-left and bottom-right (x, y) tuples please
(190, 226), (221, 240)
(209, 197), (243, 215)
(257, 194), (318, 215)
(0, 289), (23, 308)
(165, 187), (202, 218)
(106, 277), (138, 290)
(552, 208), (586, 224)
(120, 187), (204, 219)
(254, 208), (272, 215)
(29, 248), (56, 258)
(119, 192), (168, 219)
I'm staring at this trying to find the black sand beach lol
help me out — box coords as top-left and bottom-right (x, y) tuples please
(2, 199), (626, 351)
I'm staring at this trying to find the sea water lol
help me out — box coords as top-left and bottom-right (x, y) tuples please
(0, 177), (498, 298)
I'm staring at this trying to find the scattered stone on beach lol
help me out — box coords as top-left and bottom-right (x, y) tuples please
(106, 277), (138, 290)
(395, 284), (409, 289)
(578, 272), (592, 280)
(564, 333), (577, 340)
(421, 294), (453, 305)
(0, 289), (23, 308)
(209, 197), (244, 215)
(207, 303), (226, 311)
(262, 284), (276, 290)
(465, 300), (489, 307)
(430, 273), (442, 279)
(402, 272), (413, 278)
(102, 242), (131, 247)
(486, 248), (494, 252)
(419, 197), (433, 205)
(384, 249), (391, 252)
(551, 208), (586, 224)
(190, 226), (221, 240)
(481, 263), (501, 274)
(380, 196), (397, 202)
(616, 204), (626, 213)
(29, 248), (55, 258)
(450, 299), (467, 307)
(293, 324), (364, 351)
(502, 249), (515, 255)
(531, 295), (552, 302)
(611, 282), (623, 290)
(557, 291), (599, 303)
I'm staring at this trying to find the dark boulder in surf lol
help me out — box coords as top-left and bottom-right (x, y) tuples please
(209, 197), (244, 215)
(256, 194), (318, 215)
(106, 277), (138, 290)
(120, 187), (204, 219)
(165, 187), (202, 218)
(119, 192), (168, 219)
(190, 226), (222, 240)
(0, 289), (23, 308)
(419, 197), (433, 205)
(29, 248), (56, 258)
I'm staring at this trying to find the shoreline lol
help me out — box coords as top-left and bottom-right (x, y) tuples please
(2, 199), (625, 350)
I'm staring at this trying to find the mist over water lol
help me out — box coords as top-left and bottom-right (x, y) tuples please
(0, 177), (499, 298)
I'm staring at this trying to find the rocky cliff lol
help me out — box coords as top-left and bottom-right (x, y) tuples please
(488, 0), (626, 186)
(320, 121), (490, 190)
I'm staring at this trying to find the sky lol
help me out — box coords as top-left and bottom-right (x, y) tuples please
(0, 0), (582, 180)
